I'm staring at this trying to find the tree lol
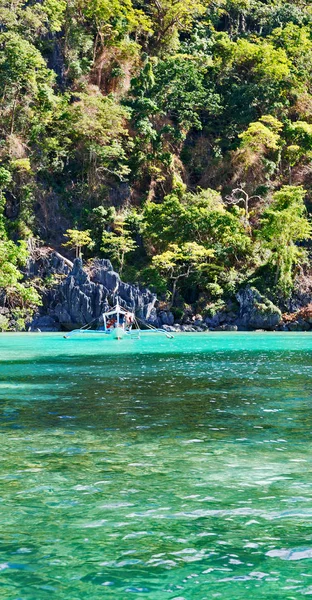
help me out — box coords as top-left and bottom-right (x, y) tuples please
(233, 115), (283, 186)
(0, 32), (54, 134)
(0, 239), (27, 289)
(0, 239), (41, 326)
(146, 0), (210, 52)
(282, 120), (312, 181)
(143, 189), (252, 264)
(258, 186), (311, 295)
(80, 0), (152, 50)
(63, 229), (94, 258)
(226, 188), (263, 228)
(69, 90), (131, 188)
(152, 242), (214, 305)
(101, 213), (137, 273)
(0, 167), (12, 236)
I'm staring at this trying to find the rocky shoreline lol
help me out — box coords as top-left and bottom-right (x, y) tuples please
(2, 247), (312, 333)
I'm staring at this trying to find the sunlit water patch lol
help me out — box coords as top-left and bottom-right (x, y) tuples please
(1, 332), (312, 599)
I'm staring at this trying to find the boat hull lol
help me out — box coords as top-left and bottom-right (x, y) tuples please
(113, 326), (124, 340)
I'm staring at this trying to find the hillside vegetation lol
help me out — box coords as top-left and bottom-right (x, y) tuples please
(1, 0), (312, 326)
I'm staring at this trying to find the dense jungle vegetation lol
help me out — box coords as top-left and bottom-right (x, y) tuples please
(1, 0), (312, 324)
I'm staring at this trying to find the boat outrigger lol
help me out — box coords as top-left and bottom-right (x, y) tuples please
(63, 300), (174, 340)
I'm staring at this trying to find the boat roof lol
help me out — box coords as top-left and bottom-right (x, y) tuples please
(103, 303), (133, 317)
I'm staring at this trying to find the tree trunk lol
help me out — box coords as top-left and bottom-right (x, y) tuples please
(170, 278), (178, 308)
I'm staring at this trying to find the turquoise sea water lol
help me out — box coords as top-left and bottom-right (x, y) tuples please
(1, 332), (312, 599)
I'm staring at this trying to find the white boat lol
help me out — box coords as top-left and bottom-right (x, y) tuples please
(63, 300), (174, 340)
(64, 300), (138, 340)
(102, 300), (135, 340)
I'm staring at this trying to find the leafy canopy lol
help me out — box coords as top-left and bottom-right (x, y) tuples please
(259, 186), (311, 295)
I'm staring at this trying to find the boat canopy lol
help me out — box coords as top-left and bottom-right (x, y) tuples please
(103, 302), (133, 318)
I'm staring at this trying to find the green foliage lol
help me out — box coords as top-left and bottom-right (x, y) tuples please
(139, 266), (168, 295)
(0, 314), (9, 331)
(43, 0), (67, 32)
(101, 213), (137, 273)
(69, 92), (131, 184)
(0, 31), (54, 134)
(142, 188), (254, 303)
(143, 189), (252, 264)
(0, 239), (41, 327)
(258, 186), (311, 296)
(0, 167), (12, 189)
(0, 0), (312, 316)
(63, 229), (94, 258)
(152, 242), (214, 304)
(81, 0), (152, 41)
(137, 0), (210, 53)
(233, 115), (283, 183)
(0, 239), (27, 288)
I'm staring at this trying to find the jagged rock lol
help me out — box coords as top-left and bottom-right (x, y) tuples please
(236, 286), (282, 330)
(91, 259), (156, 321)
(288, 272), (312, 313)
(91, 259), (118, 289)
(43, 260), (109, 329)
(205, 315), (221, 328)
(26, 248), (72, 279)
(31, 257), (157, 330)
(146, 307), (160, 328)
(159, 311), (175, 326)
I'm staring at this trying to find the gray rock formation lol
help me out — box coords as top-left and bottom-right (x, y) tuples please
(30, 315), (59, 332)
(31, 255), (156, 331)
(26, 248), (72, 279)
(90, 259), (156, 320)
(158, 311), (175, 326)
(236, 286), (282, 330)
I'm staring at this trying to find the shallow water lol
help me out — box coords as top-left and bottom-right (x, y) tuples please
(1, 332), (312, 599)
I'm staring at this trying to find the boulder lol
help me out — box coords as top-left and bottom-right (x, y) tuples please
(215, 324), (238, 331)
(288, 319), (310, 332)
(159, 311), (175, 326)
(236, 286), (282, 330)
(29, 315), (59, 332)
(181, 325), (196, 332)
(146, 307), (160, 328)
(162, 325), (176, 332)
